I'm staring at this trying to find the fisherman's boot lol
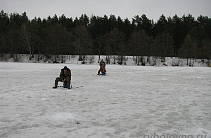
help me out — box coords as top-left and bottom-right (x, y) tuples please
(97, 70), (100, 75)
(53, 78), (59, 89)
(67, 80), (71, 89)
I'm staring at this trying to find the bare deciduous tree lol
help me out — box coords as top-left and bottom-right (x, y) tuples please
(153, 33), (174, 61)
(73, 25), (93, 62)
(129, 30), (149, 65)
(179, 34), (197, 66)
(19, 23), (34, 60)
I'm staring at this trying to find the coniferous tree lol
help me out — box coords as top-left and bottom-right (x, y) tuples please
(0, 10), (9, 34)
(7, 29), (20, 60)
(153, 14), (168, 37)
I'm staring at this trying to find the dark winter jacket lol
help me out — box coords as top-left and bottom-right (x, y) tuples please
(99, 61), (106, 67)
(99, 61), (106, 73)
(60, 68), (71, 81)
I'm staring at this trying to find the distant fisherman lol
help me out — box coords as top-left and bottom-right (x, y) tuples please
(98, 59), (106, 75)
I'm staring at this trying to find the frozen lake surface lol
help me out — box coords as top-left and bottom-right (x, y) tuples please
(0, 62), (211, 138)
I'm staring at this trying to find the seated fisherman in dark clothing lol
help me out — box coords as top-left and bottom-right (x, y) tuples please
(53, 66), (71, 89)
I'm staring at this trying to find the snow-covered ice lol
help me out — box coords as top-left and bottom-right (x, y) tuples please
(0, 62), (211, 138)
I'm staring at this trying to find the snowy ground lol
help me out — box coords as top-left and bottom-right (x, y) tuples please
(0, 62), (211, 138)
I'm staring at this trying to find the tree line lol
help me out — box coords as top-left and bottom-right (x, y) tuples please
(0, 10), (211, 63)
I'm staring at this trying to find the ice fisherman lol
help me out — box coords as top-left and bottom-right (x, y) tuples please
(98, 59), (106, 75)
(53, 66), (71, 89)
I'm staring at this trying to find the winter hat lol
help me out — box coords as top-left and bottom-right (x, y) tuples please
(63, 66), (68, 70)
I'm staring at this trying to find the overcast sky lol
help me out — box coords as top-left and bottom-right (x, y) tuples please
(1, 0), (211, 21)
